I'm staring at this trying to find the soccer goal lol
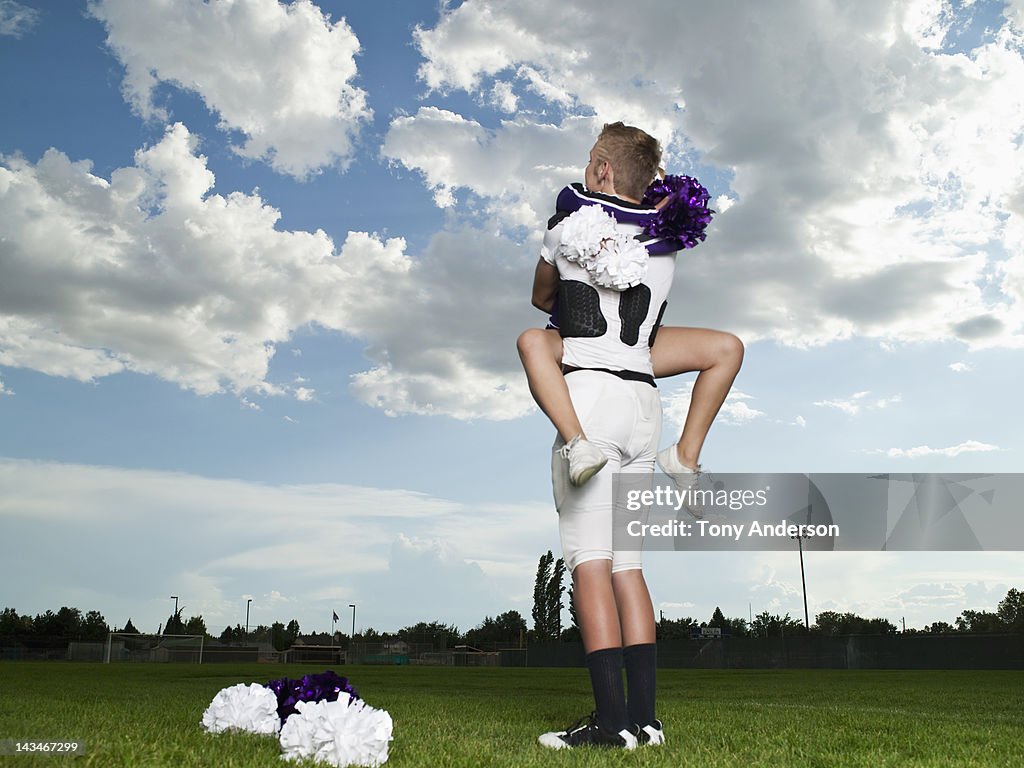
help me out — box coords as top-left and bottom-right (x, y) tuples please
(283, 644), (345, 665)
(104, 633), (205, 664)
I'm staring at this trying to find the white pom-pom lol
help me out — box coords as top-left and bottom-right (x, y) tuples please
(587, 235), (649, 290)
(555, 205), (649, 290)
(280, 698), (393, 767)
(201, 683), (281, 735)
(556, 205), (618, 266)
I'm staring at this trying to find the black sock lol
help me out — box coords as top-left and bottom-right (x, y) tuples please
(623, 642), (657, 727)
(585, 647), (627, 734)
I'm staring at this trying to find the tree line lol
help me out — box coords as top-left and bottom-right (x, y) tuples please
(527, 554), (1024, 640)
(3, 578), (1020, 650)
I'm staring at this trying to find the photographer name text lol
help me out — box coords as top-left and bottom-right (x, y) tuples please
(626, 520), (839, 540)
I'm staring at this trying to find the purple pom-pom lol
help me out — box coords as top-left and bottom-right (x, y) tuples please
(266, 670), (360, 725)
(640, 175), (714, 250)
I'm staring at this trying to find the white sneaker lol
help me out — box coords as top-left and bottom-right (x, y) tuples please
(558, 435), (608, 487)
(636, 720), (665, 746)
(656, 446), (704, 519)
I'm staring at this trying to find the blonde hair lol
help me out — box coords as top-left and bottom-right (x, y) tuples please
(593, 122), (662, 200)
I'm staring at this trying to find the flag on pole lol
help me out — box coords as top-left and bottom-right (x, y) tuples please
(332, 611), (339, 623)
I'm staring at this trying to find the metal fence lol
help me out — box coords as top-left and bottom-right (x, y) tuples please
(525, 633), (1024, 669)
(7, 633), (1022, 669)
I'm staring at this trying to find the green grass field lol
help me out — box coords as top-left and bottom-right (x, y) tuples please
(0, 663), (1021, 767)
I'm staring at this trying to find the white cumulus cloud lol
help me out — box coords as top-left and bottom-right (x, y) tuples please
(87, 0), (372, 177)
(663, 383), (765, 430)
(814, 391), (902, 416)
(383, 108), (598, 227)
(0, 124), (539, 417)
(880, 439), (1001, 458)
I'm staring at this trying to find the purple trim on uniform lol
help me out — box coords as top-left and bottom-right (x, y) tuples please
(557, 183), (655, 218)
(555, 184), (682, 256)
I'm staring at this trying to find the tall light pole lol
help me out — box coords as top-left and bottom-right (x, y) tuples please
(170, 595), (178, 615)
(791, 534), (809, 630)
(246, 598), (252, 644)
(349, 604), (356, 641)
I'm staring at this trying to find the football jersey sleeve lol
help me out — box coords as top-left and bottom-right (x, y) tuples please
(540, 218), (564, 265)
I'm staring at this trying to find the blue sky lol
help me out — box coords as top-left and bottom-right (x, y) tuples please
(2, 0), (1023, 638)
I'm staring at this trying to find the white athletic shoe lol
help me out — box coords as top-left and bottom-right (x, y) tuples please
(656, 446), (704, 519)
(636, 720), (665, 746)
(558, 435), (608, 487)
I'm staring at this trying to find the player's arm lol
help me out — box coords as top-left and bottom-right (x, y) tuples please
(531, 257), (559, 313)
